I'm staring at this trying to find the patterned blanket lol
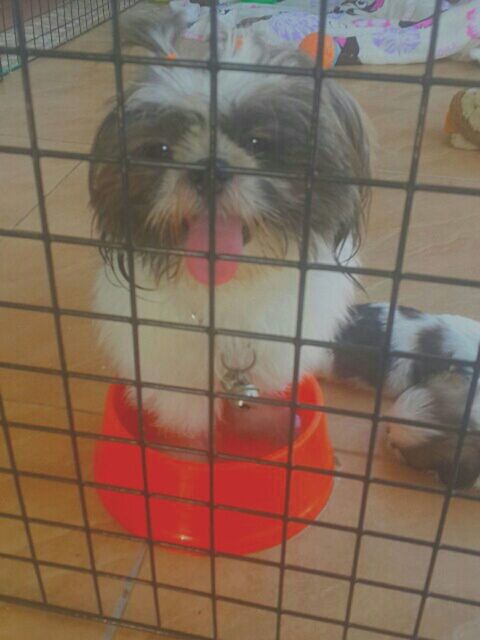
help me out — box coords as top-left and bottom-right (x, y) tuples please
(171, 0), (480, 64)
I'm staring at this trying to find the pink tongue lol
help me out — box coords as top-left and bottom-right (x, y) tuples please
(185, 216), (243, 286)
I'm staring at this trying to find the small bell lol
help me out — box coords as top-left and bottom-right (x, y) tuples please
(220, 352), (259, 410)
(234, 382), (260, 409)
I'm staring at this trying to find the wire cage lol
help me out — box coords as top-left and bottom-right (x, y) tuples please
(1, 0), (480, 638)
(0, 0), (140, 76)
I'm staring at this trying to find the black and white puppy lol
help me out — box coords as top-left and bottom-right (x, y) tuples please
(90, 9), (480, 488)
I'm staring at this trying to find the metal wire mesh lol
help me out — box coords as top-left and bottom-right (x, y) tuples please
(0, 0), (140, 75)
(1, 0), (480, 638)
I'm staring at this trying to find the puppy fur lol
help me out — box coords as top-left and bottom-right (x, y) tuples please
(90, 8), (480, 488)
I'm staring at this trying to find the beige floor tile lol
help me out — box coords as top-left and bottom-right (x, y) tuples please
(53, 242), (103, 311)
(433, 59), (480, 83)
(282, 568), (349, 621)
(0, 556), (42, 601)
(0, 58), (115, 151)
(29, 521), (91, 570)
(326, 413), (372, 477)
(1, 370), (108, 434)
(20, 475), (84, 526)
(0, 307), (59, 369)
(215, 556), (279, 607)
(2, 400), (69, 431)
(217, 601), (276, 640)
(252, 541), (282, 564)
(0, 603), (107, 640)
(61, 21), (114, 54)
(0, 76), (29, 143)
(0, 473), (21, 515)
(316, 477), (363, 529)
(360, 185), (480, 311)
(77, 435), (96, 483)
(361, 186), (407, 272)
(99, 576), (157, 628)
(75, 410), (104, 434)
(85, 485), (130, 534)
(60, 313), (126, 378)
(114, 629), (180, 640)
(404, 190), (480, 284)
(346, 631), (393, 640)
(419, 84), (480, 188)
(0, 154), (78, 231)
(365, 484), (444, 542)
(18, 161), (96, 238)
(442, 497), (480, 553)
(123, 581), (159, 629)
(138, 545), (212, 595)
(0, 516), (31, 558)
(286, 523), (355, 577)
(419, 596), (480, 640)
(70, 378), (110, 433)
(0, 369), (66, 423)
(350, 583), (420, 635)
(343, 78), (422, 181)
(10, 428), (76, 479)
(92, 532), (146, 578)
(157, 586), (213, 637)
(399, 278), (480, 321)
(280, 614), (343, 640)
(0, 237), (51, 306)
(0, 430), (9, 468)
(430, 548), (480, 602)
(343, 61), (480, 189)
(357, 534), (432, 591)
(40, 564), (99, 613)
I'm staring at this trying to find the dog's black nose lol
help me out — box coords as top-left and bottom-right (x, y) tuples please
(188, 159), (232, 194)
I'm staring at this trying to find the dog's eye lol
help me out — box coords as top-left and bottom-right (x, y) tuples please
(355, 0), (368, 8)
(138, 142), (171, 160)
(247, 136), (271, 156)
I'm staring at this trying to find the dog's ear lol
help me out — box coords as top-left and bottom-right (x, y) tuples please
(327, 83), (371, 186)
(316, 82), (372, 260)
(89, 109), (123, 243)
(120, 6), (186, 57)
(89, 107), (160, 247)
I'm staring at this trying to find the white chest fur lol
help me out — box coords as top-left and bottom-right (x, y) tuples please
(94, 253), (355, 435)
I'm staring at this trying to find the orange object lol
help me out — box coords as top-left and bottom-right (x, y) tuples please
(300, 33), (336, 68)
(166, 52), (177, 60)
(444, 104), (457, 134)
(94, 375), (334, 555)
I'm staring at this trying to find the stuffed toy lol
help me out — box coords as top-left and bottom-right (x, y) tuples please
(445, 88), (480, 150)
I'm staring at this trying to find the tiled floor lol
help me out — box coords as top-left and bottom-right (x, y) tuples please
(1, 8), (480, 640)
(0, 0), (138, 75)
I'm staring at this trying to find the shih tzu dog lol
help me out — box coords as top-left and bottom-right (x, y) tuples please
(90, 8), (480, 488)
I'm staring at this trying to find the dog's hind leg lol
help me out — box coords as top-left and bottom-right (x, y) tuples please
(317, 303), (480, 488)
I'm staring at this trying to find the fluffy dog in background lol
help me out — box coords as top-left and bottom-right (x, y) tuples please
(91, 8), (480, 488)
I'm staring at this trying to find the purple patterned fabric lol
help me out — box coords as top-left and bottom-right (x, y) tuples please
(467, 7), (480, 39)
(352, 18), (392, 28)
(269, 11), (320, 43)
(178, 0), (480, 66)
(372, 26), (421, 55)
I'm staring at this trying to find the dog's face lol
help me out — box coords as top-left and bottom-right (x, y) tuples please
(90, 12), (370, 284)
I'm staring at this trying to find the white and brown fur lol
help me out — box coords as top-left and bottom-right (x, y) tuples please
(90, 8), (480, 489)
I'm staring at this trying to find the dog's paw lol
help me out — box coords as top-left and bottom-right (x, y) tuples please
(384, 427), (410, 466)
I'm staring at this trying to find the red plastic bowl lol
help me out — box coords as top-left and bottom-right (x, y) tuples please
(94, 375), (334, 555)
